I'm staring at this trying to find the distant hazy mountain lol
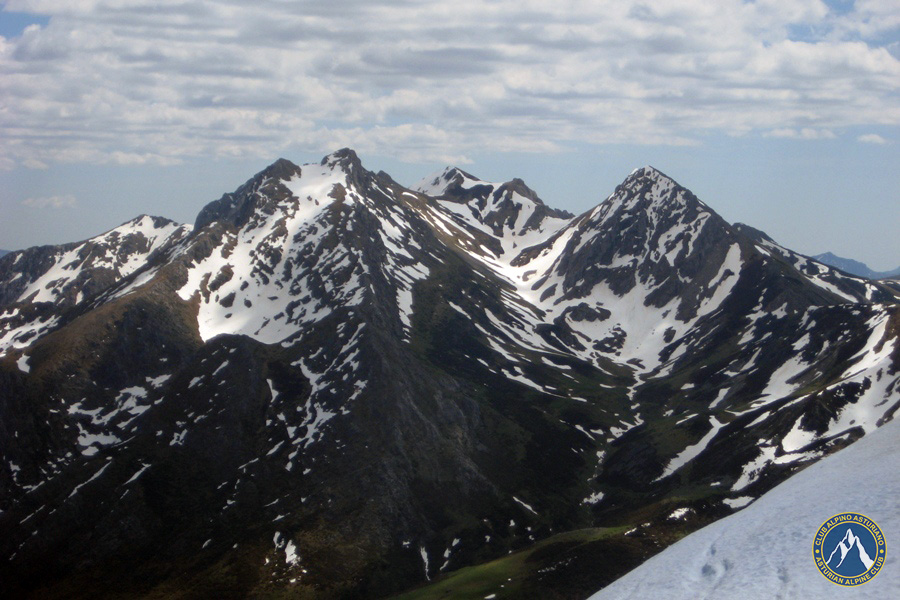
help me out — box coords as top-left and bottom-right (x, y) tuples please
(813, 251), (900, 280)
(0, 249), (10, 258)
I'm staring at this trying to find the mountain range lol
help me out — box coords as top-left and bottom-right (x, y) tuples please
(812, 252), (900, 280)
(1, 149), (898, 599)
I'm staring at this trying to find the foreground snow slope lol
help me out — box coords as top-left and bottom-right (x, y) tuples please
(589, 418), (900, 599)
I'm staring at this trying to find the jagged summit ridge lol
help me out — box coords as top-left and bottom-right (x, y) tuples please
(628, 164), (670, 180)
(320, 147), (365, 174)
(180, 155), (394, 343)
(413, 163), (573, 255)
(192, 150), (371, 233)
(321, 146), (360, 165)
(414, 165), (485, 198)
(193, 158), (304, 231)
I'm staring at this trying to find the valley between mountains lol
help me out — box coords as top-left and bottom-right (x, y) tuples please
(1, 149), (898, 599)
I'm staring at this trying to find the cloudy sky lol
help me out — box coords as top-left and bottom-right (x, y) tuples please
(1, 0), (898, 268)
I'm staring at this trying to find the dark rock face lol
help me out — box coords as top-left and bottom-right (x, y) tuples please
(194, 159), (304, 232)
(1, 152), (898, 599)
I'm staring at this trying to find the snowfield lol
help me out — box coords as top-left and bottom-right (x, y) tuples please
(589, 418), (900, 599)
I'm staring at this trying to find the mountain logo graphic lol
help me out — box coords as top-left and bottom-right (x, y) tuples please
(813, 512), (886, 586)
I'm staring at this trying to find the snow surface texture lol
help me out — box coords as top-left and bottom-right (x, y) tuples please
(588, 418), (900, 599)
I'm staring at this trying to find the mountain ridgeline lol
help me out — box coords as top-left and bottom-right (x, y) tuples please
(812, 251), (900, 280)
(1, 150), (898, 599)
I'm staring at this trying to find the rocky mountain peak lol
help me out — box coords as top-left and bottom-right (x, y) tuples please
(414, 166), (572, 245)
(573, 166), (716, 254)
(628, 164), (668, 180)
(319, 147), (381, 194)
(192, 157), (305, 231)
(321, 147), (363, 172)
(414, 166), (486, 198)
(611, 165), (701, 210)
(264, 157), (303, 181)
(616, 165), (683, 195)
(0, 214), (190, 347)
(494, 178), (545, 207)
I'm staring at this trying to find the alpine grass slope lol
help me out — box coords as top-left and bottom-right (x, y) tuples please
(1, 149), (898, 599)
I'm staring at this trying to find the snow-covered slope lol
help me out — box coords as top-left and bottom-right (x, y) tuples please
(589, 417), (900, 599)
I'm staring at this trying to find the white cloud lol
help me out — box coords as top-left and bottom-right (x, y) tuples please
(763, 128), (837, 140)
(857, 133), (889, 144)
(832, 0), (900, 39)
(22, 158), (49, 169)
(21, 194), (76, 208)
(1, 0), (898, 167)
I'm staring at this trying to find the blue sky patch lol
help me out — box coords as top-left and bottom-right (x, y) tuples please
(0, 9), (50, 38)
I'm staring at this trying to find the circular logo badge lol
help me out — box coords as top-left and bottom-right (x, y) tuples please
(813, 513), (886, 586)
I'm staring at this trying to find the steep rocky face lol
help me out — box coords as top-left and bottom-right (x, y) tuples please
(1, 151), (898, 599)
